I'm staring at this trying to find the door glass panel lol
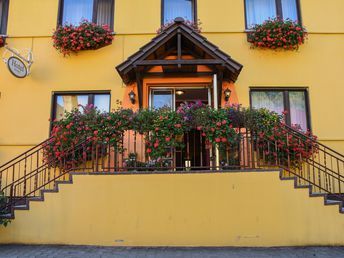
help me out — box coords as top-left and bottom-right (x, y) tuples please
(289, 91), (307, 131)
(94, 94), (110, 113)
(151, 90), (173, 110)
(55, 95), (89, 121)
(251, 91), (284, 115)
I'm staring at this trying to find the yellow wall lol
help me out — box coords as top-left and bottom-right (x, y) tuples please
(1, 0), (344, 163)
(0, 171), (344, 246)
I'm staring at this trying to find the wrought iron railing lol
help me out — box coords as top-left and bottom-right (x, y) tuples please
(1, 125), (344, 217)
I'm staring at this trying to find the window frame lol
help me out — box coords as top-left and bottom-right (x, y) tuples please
(50, 90), (111, 131)
(161, 0), (197, 25)
(244, 0), (302, 29)
(57, 0), (115, 30)
(0, 0), (9, 35)
(249, 87), (311, 131)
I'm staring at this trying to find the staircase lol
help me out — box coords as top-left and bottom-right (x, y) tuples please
(1, 125), (344, 220)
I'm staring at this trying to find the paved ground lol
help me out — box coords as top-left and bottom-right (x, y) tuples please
(0, 245), (344, 258)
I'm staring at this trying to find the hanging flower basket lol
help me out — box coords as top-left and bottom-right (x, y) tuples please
(247, 18), (307, 50)
(52, 20), (114, 56)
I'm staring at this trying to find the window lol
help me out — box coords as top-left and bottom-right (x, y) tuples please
(250, 89), (310, 131)
(0, 0), (9, 34)
(52, 92), (111, 121)
(162, 0), (196, 24)
(245, 0), (300, 28)
(59, 0), (114, 29)
(150, 89), (174, 110)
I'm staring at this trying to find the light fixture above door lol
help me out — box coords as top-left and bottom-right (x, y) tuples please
(176, 90), (185, 95)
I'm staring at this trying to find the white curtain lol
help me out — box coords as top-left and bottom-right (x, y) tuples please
(246, 0), (276, 27)
(62, 0), (93, 25)
(94, 94), (110, 113)
(251, 91), (285, 115)
(164, 0), (193, 24)
(281, 0), (298, 21)
(97, 0), (113, 26)
(289, 91), (307, 131)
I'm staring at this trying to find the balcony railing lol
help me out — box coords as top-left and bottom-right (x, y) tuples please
(1, 123), (344, 217)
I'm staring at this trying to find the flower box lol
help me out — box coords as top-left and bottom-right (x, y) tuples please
(247, 18), (307, 50)
(52, 20), (114, 56)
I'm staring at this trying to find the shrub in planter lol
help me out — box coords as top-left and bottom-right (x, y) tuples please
(44, 105), (133, 167)
(247, 18), (307, 50)
(52, 20), (113, 56)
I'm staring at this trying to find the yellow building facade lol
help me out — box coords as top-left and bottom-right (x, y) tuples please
(0, 0), (343, 162)
(0, 0), (344, 246)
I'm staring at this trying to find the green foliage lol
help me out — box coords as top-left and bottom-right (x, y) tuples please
(247, 18), (307, 50)
(52, 20), (113, 56)
(0, 191), (11, 227)
(45, 103), (317, 170)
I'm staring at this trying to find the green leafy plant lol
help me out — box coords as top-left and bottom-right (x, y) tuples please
(157, 19), (202, 34)
(45, 103), (318, 170)
(247, 18), (307, 50)
(0, 191), (11, 227)
(52, 20), (113, 56)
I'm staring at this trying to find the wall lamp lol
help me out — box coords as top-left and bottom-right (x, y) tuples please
(224, 88), (231, 102)
(128, 90), (136, 104)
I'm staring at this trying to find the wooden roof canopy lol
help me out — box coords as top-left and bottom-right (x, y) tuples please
(116, 17), (243, 107)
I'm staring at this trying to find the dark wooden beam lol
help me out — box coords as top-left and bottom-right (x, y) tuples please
(136, 59), (223, 66)
(135, 68), (143, 109)
(143, 72), (214, 78)
(177, 29), (182, 68)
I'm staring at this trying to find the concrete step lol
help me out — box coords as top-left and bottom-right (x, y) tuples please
(13, 205), (28, 210)
(325, 199), (342, 205)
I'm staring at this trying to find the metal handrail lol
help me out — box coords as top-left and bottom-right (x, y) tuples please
(1, 125), (344, 217)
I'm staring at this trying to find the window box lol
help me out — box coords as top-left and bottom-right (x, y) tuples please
(247, 18), (307, 50)
(52, 21), (114, 56)
(0, 35), (4, 47)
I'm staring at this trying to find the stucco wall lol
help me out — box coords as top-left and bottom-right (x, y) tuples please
(0, 171), (343, 246)
(1, 0), (344, 163)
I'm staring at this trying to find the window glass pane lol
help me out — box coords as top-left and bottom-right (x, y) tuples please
(163, 0), (193, 24)
(281, 0), (298, 21)
(55, 95), (89, 121)
(251, 91), (284, 115)
(245, 0), (276, 27)
(97, 0), (112, 26)
(62, 0), (93, 25)
(289, 91), (307, 131)
(151, 90), (173, 110)
(94, 94), (110, 113)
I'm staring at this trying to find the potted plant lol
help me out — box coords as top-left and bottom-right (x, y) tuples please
(52, 20), (114, 56)
(247, 18), (307, 50)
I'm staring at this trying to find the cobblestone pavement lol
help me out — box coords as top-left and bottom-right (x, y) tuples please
(0, 245), (344, 258)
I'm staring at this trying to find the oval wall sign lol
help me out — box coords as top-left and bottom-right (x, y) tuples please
(7, 56), (28, 78)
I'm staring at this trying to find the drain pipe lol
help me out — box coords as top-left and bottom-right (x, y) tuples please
(213, 74), (220, 170)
